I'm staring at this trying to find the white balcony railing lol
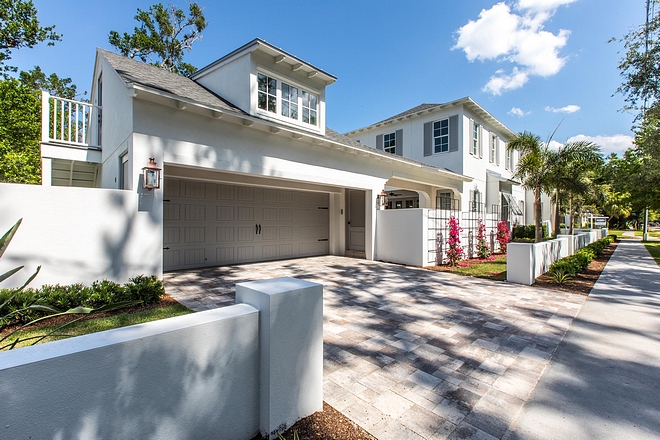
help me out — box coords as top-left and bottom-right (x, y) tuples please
(41, 91), (101, 149)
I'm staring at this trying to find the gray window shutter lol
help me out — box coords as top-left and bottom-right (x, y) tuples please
(449, 115), (459, 152)
(376, 134), (383, 150)
(479, 126), (484, 158)
(469, 119), (474, 155)
(395, 129), (403, 156)
(423, 122), (432, 156)
(495, 137), (500, 166)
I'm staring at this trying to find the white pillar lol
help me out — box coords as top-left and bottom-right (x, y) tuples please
(41, 157), (52, 186)
(236, 277), (323, 439)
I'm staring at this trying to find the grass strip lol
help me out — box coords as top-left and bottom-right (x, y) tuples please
(643, 242), (660, 268)
(443, 255), (507, 281)
(3, 303), (191, 350)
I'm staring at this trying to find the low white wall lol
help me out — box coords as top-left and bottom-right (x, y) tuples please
(507, 239), (564, 285)
(0, 305), (261, 440)
(0, 183), (162, 288)
(0, 277), (324, 440)
(375, 208), (428, 267)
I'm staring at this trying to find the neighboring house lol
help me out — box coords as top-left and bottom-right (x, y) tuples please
(37, 39), (471, 275)
(344, 99), (553, 226)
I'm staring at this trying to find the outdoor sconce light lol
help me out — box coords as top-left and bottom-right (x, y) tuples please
(142, 157), (162, 190)
(375, 189), (388, 209)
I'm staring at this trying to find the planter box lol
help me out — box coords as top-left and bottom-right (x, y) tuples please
(507, 238), (566, 285)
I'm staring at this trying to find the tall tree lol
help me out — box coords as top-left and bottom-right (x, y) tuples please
(0, 0), (61, 73)
(108, 2), (207, 76)
(507, 131), (556, 243)
(19, 66), (77, 99)
(548, 141), (602, 236)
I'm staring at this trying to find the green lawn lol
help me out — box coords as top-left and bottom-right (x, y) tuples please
(432, 255), (507, 281)
(1, 303), (191, 350)
(608, 229), (627, 240)
(644, 242), (660, 268)
(635, 230), (660, 238)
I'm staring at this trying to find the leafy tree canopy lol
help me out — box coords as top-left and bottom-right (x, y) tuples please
(0, 0), (61, 74)
(0, 77), (41, 183)
(108, 2), (207, 76)
(19, 65), (77, 99)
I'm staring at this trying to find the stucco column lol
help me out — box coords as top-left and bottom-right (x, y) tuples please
(236, 277), (323, 439)
(41, 158), (52, 186)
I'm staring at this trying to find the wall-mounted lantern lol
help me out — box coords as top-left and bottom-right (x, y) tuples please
(142, 157), (162, 190)
(375, 189), (388, 210)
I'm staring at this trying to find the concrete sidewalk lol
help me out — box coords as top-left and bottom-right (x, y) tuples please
(505, 240), (660, 439)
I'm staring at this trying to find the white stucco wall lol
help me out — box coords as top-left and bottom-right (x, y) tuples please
(194, 51), (252, 114)
(0, 305), (260, 440)
(0, 183), (161, 288)
(375, 208), (428, 267)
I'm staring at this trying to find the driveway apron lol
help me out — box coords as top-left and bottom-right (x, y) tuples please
(165, 256), (586, 439)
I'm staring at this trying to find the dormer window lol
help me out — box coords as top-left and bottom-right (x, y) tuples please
(256, 71), (319, 127)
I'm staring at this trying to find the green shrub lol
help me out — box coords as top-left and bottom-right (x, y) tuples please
(0, 275), (165, 328)
(549, 237), (612, 278)
(513, 224), (548, 240)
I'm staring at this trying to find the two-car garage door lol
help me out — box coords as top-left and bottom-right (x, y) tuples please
(163, 178), (330, 271)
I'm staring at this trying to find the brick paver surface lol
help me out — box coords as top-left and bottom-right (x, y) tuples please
(164, 256), (586, 440)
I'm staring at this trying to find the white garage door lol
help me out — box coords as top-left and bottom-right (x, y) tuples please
(163, 178), (330, 271)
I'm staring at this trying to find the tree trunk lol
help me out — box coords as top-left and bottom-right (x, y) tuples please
(568, 196), (574, 234)
(535, 185), (543, 243)
(554, 189), (561, 237)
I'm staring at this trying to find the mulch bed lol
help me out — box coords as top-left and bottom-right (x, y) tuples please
(532, 241), (618, 295)
(250, 402), (375, 440)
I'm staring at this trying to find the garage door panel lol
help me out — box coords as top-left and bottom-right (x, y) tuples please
(164, 178), (329, 271)
(185, 204), (206, 221)
(216, 206), (234, 221)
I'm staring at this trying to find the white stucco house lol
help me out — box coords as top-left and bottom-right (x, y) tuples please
(7, 38), (479, 284)
(345, 100), (553, 226)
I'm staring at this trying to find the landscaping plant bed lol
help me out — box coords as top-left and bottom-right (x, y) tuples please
(425, 254), (507, 281)
(533, 241), (618, 295)
(251, 402), (375, 440)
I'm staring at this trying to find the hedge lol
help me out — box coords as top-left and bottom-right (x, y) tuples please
(512, 224), (548, 240)
(0, 275), (165, 327)
(548, 236), (613, 277)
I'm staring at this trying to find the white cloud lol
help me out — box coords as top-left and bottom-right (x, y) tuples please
(545, 104), (581, 113)
(454, 1), (573, 94)
(517, 0), (578, 13)
(509, 107), (531, 117)
(567, 134), (634, 156)
(548, 140), (564, 150)
(484, 68), (529, 95)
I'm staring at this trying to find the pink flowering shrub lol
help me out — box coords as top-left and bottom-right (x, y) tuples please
(497, 221), (511, 254)
(476, 219), (491, 259)
(446, 216), (465, 266)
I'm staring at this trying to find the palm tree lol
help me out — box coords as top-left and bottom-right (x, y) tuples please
(507, 131), (555, 243)
(548, 141), (602, 236)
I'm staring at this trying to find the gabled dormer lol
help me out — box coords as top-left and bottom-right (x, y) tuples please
(191, 38), (336, 135)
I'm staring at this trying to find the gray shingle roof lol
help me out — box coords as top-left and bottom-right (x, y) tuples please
(373, 104), (440, 125)
(97, 49), (468, 180)
(98, 48), (246, 115)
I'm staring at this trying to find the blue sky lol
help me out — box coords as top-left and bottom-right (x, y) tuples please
(11, 0), (643, 155)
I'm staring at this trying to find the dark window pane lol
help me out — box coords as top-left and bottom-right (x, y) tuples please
(310, 110), (317, 125)
(282, 101), (289, 117)
(258, 93), (266, 110)
(268, 96), (276, 112)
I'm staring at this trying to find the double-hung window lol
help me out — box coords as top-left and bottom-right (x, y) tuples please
(302, 91), (318, 125)
(505, 148), (512, 170)
(472, 123), (479, 156)
(383, 132), (396, 154)
(257, 72), (318, 126)
(433, 119), (449, 153)
(490, 135), (497, 163)
(257, 73), (277, 113)
(281, 82), (298, 120)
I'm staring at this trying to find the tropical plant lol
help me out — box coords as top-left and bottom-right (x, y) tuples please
(277, 431), (300, 440)
(550, 269), (573, 285)
(547, 141), (603, 236)
(108, 2), (207, 76)
(446, 216), (464, 266)
(507, 131), (556, 243)
(496, 221), (510, 253)
(476, 219), (490, 259)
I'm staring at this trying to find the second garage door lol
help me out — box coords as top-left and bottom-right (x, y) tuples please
(163, 178), (330, 271)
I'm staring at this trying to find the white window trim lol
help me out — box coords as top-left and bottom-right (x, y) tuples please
(472, 122), (479, 156)
(255, 67), (321, 130)
(490, 135), (497, 164)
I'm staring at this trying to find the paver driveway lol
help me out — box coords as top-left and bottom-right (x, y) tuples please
(164, 256), (586, 440)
